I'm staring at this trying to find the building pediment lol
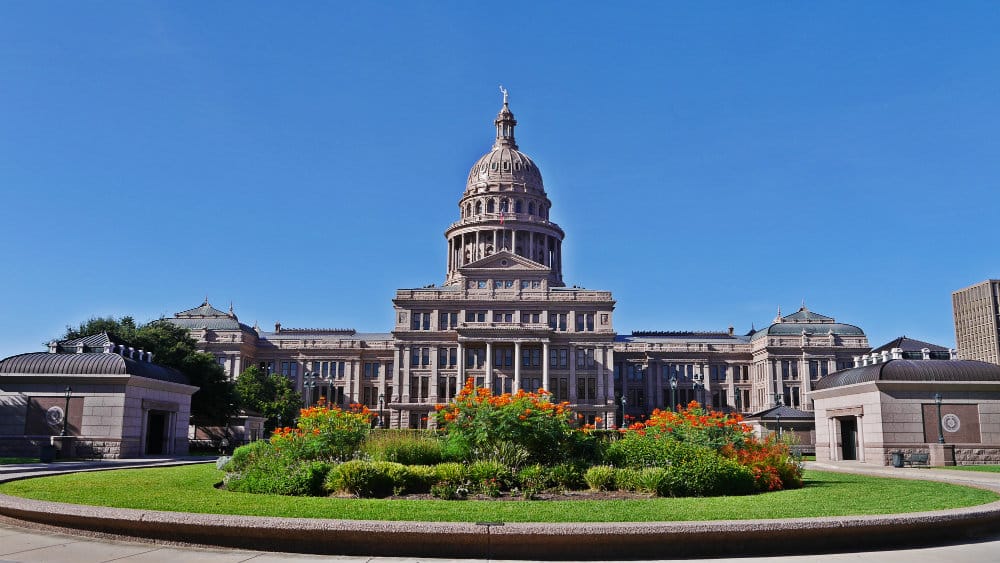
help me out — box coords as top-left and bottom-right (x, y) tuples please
(459, 251), (549, 273)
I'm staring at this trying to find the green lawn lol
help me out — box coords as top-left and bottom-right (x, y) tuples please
(934, 465), (1000, 473)
(0, 457), (38, 465)
(0, 464), (995, 522)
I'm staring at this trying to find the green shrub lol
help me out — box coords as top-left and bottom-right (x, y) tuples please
(362, 431), (444, 465)
(475, 440), (530, 470)
(614, 468), (642, 492)
(434, 462), (468, 483)
(584, 465), (616, 491)
(516, 464), (550, 499)
(662, 449), (756, 497)
(439, 433), (473, 462)
(225, 456), (331, 497)
(224, 440), (274, 472)
(332, 460), (396, 498)
(549, 463), (585, 491)
(469, 460), (512, 495)
(636, 467), (669, 495)
(604, 433), (675, 468)
(401, 464), (437, 494)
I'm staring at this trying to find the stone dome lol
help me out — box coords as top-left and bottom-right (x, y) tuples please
(466, 147), (544, 191)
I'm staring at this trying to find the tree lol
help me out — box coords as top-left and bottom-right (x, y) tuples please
(56, 316), (237, 425)
(235, 365), (302, 431)
(62, 316), (139, 344)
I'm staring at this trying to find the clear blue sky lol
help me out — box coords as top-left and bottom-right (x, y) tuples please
(2, 2), (998, 359)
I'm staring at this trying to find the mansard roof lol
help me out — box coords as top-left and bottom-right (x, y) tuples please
(169, 299), (256, 333)
(813, 359), (1000, 391)
(750, 306), (864, 342)
(871, 336), (949, 354)
(55, 332), (113, 353)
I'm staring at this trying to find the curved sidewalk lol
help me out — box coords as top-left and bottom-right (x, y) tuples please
(0, 459), (999, 560)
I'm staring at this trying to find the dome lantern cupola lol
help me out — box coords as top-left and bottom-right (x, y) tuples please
(494, 85), (517, 150)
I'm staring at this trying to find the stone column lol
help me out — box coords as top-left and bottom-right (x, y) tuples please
(542, 341), (550, 392)
(402, 347), (411, 402)
(430, 345), (440, 403)
(350, 360), (361, 405)
(596, 346), (606, 406)
(514, 341), (522, 392)
(569, 344), (578, 403)
(485, 341), (493, 390)
(605, 347), (615, 402)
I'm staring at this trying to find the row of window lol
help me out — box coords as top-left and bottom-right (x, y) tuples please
(408, 310), (606, 330)
(463, 198), (549, 220)
(466, 279), (545, 290)
(404, 346), (604, 370)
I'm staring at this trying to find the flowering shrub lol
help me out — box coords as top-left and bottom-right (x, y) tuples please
(434, 379), (582, 464)
(271, 400), (373, 462)
(725, 435), (804, 492)
(637, 401), (754, 450)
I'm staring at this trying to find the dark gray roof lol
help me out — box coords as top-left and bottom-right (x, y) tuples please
(813, 359), (1000, 391)
(259, 331), (393, 342)
(167, 317), (256, 332)
(175, 300), (232, 318)
(871, 336), (949, 354)
(616, 332), (750, 344)
(0, 352), (190, 385)
(56, 332), (113, 353)
(781, 308), (834, 322)
(749, 405), (814, 420)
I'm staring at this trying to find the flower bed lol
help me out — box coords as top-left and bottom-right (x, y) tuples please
(224, 383), (801, 499)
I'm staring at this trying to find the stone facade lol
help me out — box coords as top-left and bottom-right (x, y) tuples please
(811, 358), (1000, 466)
(953, 279), (1000, 366)
(0, 334), (197, 458)
(167, 95), (871, 429)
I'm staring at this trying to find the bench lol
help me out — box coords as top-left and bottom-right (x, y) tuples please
(901, 452), (929, 467)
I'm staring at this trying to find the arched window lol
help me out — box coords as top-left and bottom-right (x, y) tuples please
(528, 202), (535, 215)
(515, 200), (523, 213)
(475, 201), (482, 215)
(465, 203), (471, 217)
(487, 199), (495, 213)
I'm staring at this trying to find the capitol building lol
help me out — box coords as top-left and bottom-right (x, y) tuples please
(169, 95), (871, 429)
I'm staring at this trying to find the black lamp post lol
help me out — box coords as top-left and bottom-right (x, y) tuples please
(734, 388), (741, 413)
(620, 394), (627, 427)
(935, 393), (945, 444)
(61, 386), (72, 437)
(669, 375), (678, 411)
(378, 393), (385, 429)
(776, 413), (782, 440)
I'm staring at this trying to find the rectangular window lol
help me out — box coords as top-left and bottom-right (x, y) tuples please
(532, 348), (541, 366)
(821, 362), (829, 377)
(410, 312), (431, 330)
(559, 348), (568, 368)
(575, 312), (595, 331)
(439, 312), (458, 330)
(522, 347), (531, 367)
(465, 310), (486, 322)
(521, 311), (541, 323)
(549, 312), (568, 331)
(493, 311), (514, 323)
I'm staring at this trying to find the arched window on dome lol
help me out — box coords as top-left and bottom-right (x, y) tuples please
(528, 202), (535, 216)
(487, 199), (495, 213)
(500, 199), (509, 213)
(466, 203), (472, 217)
(515, 200), (523, 214)
(475, 201), (482, 215)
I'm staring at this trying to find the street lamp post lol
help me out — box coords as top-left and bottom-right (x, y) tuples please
(935, 393), (945, 444)
(734, 388), (741, 413)
(61, 386), (72, 437)
(620, 395), (627, 427)
(669, 375), (677, 411)
(776, 413), (782, 440)
(378, 393), (385, 429)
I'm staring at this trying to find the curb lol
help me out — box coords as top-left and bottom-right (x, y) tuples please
(1, 464), (1000, 559)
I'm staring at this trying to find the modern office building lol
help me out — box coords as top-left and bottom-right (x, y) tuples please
(166, 95), (870, 428)
(953, 279), (1000, 366)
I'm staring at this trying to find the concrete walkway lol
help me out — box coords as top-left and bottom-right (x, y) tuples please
(1, 458), (999, 562)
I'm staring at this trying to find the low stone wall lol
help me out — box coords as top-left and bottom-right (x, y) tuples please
(0, 436), (126, 460)
(956, 446), (1000, 465)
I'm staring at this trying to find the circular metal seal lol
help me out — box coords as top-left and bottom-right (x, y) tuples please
(942, 413), (961, 433)
(45, 406), (65, 427)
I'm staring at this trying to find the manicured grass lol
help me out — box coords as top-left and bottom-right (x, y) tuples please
(0, 464), (995, 523)
(0, 457), (38, 465)
(934, 465), (1000, 473)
